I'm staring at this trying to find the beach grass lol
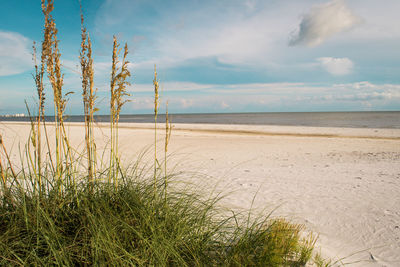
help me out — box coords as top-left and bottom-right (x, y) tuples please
(0, 0), (322, 266)
(0, 172), (316, 266)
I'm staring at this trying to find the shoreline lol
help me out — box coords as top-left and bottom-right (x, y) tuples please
(1, 110), (399, 129)
(3, 121), (400, 140)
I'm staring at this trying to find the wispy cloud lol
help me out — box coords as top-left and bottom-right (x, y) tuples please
(94, 0), (296, 68)
(289, 0), (362, 47)
(0, 31), (33, 76)
(119, 81), (400, 113)
(317, 57), (354, 76)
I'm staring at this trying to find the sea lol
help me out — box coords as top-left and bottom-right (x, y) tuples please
(0, 111), (399, 129)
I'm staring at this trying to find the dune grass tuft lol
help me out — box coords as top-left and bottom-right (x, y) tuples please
(0, 175), (316, 266)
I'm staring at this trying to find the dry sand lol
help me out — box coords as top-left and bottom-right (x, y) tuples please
(1, 121), (399, 266)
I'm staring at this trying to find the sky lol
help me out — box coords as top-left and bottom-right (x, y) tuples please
(0, 0), (399, 115)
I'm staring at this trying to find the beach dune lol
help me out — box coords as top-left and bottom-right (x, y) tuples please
(1, 122), (399, 266)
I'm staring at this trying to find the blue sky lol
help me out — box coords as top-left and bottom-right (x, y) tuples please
(0, 0), (399, 115)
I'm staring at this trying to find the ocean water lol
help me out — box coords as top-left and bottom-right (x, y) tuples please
(1, 111), (399, 129)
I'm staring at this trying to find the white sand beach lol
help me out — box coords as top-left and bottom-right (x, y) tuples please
(1, 121), (399, 266)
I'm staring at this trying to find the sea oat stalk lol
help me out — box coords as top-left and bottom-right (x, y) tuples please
(153, 64), (159, 195)
(164, 101), (172, 204)
(25, 102), (39, 184)
(32, 42), (45, 191)
(0, 135), (6, 190)
(109, 36), (130, 187)
(80, 8), (97, 185)
(41, 0), (74, 193)
(0, 135), (17, 180)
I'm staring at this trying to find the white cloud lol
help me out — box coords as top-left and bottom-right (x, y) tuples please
(334, 81), (374, 90)
(289, 0), (362, 47)
(321, 91), (400, 101)
(0, 31), (33, 76)
(332, 82), (400, 99)
(317, 57), (354, 75)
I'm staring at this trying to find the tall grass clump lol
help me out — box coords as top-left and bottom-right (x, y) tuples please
(0, 1), (322, 266)
(0, 176), (318, 266)
(41, 0), (74, 193)
(79, 8), (97, 185)
(109, 36), (131, 187)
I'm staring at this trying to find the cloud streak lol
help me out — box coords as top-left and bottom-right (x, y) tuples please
(289, 0), (361, 47)
(0, 31), (33, 76)
(118, 81), (400, 113)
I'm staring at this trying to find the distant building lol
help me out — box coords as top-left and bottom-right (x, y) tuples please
(2, 113), (25, 117)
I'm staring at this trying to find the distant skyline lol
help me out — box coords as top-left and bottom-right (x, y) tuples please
(0, 0), (399, 115)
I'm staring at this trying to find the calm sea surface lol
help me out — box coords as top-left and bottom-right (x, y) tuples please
(1, 112), (399, 129)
